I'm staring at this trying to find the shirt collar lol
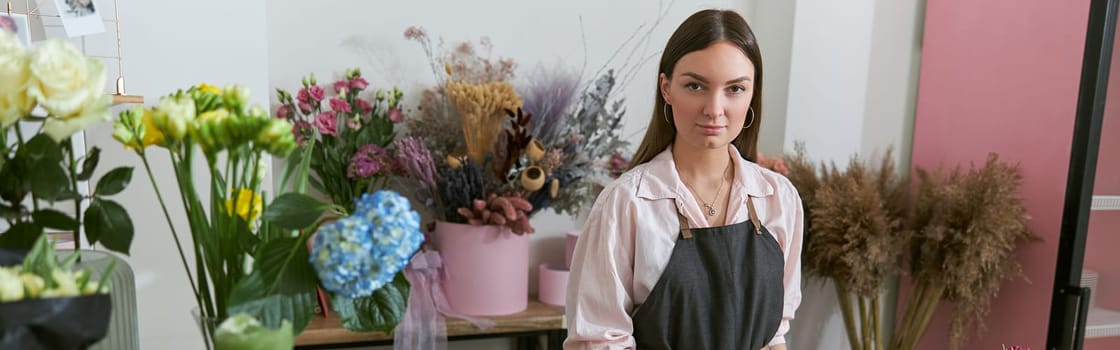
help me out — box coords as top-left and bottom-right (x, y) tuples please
(635, 146), (775, 201)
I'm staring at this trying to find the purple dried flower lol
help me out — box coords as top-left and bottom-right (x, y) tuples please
(403, 26), (427, 40)
(348, 144), (394, 179)
(520, 62), (580, 146)
(393, 137), (438, 191)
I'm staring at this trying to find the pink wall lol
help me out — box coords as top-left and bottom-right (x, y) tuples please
(904, 0), (1095, 349)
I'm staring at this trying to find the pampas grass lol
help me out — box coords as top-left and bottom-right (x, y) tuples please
(893, 153), (1038, 350)
(786, 143), (907, 350)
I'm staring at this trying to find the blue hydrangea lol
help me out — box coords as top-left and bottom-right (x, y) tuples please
(310, 190), (424, 298)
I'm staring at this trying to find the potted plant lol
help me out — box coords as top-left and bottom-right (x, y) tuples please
(0, 31), (136, 349)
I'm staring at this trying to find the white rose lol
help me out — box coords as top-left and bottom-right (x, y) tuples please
(42, 93), (111, 141)
(27, 39), (107, 120)
(0, 31), (34, 127)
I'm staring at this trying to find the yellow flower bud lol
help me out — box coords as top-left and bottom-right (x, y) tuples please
(225, 188), (263, 223)
(138, 109), (165, 148)
(198, 83), (223, 96)
(257, 118), (295, 156)
(198, 109), (229, 121)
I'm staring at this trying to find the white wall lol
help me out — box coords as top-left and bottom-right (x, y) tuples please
(776, 0), (925, 349)
(743, 0), (797, 156)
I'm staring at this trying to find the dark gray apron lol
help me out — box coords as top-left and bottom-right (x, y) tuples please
(631, 197), (785, 350)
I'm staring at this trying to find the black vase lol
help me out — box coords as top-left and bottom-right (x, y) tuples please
(0, 293), (112, 350)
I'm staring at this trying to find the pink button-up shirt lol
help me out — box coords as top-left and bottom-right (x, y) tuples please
(564, 146), (804, 349)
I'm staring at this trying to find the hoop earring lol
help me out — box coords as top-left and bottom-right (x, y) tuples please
(743, 107), (755, 129)
(663, 104), (672, 125)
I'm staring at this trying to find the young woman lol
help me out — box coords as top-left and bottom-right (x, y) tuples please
(565, 9), (804, 350)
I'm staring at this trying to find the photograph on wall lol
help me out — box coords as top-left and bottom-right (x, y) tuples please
(54, 0), (105, 37)
(0, 13), (32, 46)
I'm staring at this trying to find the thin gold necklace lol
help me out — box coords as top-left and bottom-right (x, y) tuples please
(680, 161), (731, 217)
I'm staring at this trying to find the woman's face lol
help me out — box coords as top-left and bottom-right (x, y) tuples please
(661, 40), (755, 152)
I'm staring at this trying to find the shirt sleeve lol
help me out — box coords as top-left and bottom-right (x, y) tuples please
(564, 182), (638, 350)
(768, 180), (805, 347)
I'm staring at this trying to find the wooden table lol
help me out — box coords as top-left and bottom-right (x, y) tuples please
(295, 300), (567, 349)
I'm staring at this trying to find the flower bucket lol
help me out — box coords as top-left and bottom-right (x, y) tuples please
(565, 230), (580, 269)
(432, 221), (529, 316)
(537, 264), (568, 307)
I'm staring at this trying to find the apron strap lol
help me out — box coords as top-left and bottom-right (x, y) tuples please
(746, 196), (763, 235)
(676, 210), (693, 239)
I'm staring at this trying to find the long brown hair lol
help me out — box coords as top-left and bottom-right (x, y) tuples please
(629, 9), (763, 168)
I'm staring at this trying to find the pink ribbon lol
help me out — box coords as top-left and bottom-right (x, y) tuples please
(393, 250), (494, 350)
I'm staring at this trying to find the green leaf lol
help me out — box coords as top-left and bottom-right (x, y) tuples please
(0, 204), (19, 221)
(84, 199), (134, 254)
(22, 134), (63, 163)
(331, 272), (410, 333)
(95, 167), (134, 196)
(32, 209), (79, 231)
(54, 190), (82, 201)
(227, 237), (319, 334)
(77, 147), (101, 181)
(20, 233), (56, 278)
(261, 193), (331, 230)
(28, 161), (69, 202)
(0, 222), (43, 251)
(0, 155), (25, 202)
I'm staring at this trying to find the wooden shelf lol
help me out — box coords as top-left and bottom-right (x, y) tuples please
(295, 298), (565, 347)
(111, 94), (144, 105)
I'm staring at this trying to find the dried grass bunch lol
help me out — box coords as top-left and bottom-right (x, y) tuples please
(894, 153), (1038, 350)
(785, 143), (908, 350)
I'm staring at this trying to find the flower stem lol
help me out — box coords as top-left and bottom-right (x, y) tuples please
(835, 279), (861, 350)
(171, 149), (216, 321)
(64, 141), (81, 251)
(13, 126), (39, 214)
